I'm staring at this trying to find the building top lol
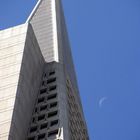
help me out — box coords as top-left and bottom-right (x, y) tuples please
(27, 0), (79, 95)
(26, 0), (59, 62)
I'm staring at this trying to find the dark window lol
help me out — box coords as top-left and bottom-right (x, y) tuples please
(38, 133), (45, 140)
(44, 73), (47, 78)
(34, 107), (38, 113)
(50, 102), (58, 108)
(50, 120), (58, 127)
(47, 94), (57, 100)
(40, 122), (48, 129)
(49, 85), (57, 91)
(48, 130), (58, 137)
(38, 114), (45, 121)
(49, 71), (55, 76)
(38, 97), (45, 104)
(47, 78), (56, 84)
(30, 126), (37, 133)
(48, 111), (58, 118)
(42, 81), (47, 86)
(32, 117), (35, 123)
(40, 88), (47, 94)
(42, 81), (45, 86)
(28, 136), (35, 140)
(40, 104), (48, 111)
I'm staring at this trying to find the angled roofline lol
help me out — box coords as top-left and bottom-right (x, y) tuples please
(26, 0), (43, 23)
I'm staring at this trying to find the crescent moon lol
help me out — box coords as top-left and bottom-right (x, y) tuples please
(99, 97), (108, 108)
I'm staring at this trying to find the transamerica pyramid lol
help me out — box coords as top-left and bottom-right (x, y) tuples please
(0, 0), (89, 139)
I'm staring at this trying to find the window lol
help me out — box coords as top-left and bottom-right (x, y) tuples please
(47, 94), (57, 100)
(40, 88), (47, 94)
(32, 117), (35, 123)
(40, 104), (48, 111)
(34, 107), (38, 113)
(38, 133), (45, 140)
(38, 97), (45, 104)
(30, 126), (37, 133)
(49, 85), (57, 91)
(50, 120), (58, 127)
(42, 81), (45, 86)
(42, 81), (47, 86)
(48, 111), (58, 118)
(49, 71), (55, 76)
(47, 78), (56, 84)
(28, 136), (35, 140)
(38, 114), (45, 121)
(40, 122), (48, 129)
(48, 129), (58, 137)
(50, 102), (57, 108)
(44, 73), (47, 78)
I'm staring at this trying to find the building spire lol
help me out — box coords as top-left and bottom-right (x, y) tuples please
(27, 0), (59, 62)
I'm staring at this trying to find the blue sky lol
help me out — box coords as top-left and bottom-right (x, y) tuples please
(1, 0), (140, 140)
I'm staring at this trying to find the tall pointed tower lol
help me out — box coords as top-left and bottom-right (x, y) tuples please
(0, 0), (89, 140)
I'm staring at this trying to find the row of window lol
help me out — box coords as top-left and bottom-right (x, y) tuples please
(32, 109), (58, 123)
(30, 119), (59, 133)
(28, 129), (58, 140)
(44, 70), (55, 78)
(40, 84), (57, 94)
(42, 72), (56, 87)
(34, 102), (58, 113)
(37, 93), (57, 104)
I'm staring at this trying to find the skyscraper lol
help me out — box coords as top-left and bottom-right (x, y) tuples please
(0, 0), (89, 140)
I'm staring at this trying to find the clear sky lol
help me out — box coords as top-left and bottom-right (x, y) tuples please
(0, 0), (140, 140)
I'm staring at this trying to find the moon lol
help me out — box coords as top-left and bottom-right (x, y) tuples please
(99, 97), (108, 108)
